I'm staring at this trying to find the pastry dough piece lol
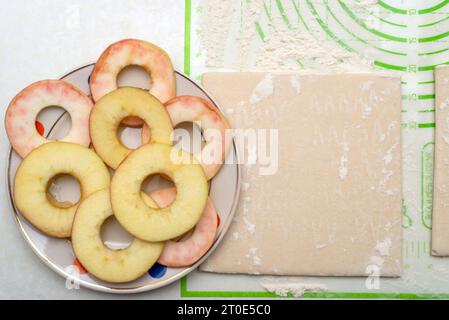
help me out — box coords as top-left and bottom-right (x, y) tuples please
(432, 66), (449, 256)
(200, 72), (402, 276)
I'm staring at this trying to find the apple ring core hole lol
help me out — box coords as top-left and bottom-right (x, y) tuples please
(46, 174), (80, 208)
(117, 120), (144, 149)
(117, 65), (152, 91)
(100, 216), (134, 250)
(37, 106), (72, 139)
(141, 174), (175, 208)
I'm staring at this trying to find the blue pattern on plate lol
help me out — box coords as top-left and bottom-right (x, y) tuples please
(148, 263), (167, 279)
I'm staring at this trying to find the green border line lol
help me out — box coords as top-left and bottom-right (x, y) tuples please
(291, 0), (309, 31)
(419, 14), (449, 28)
(419, 123), (436, 128)
(378, 0), (449, 15)
(419, 62), (449, 71)
(305, 0), (354, 52)
(181, 276), (449, 299)
(255, 21), (266, 42)
(419, 80), (435, 84)
(419, 0), (449, 14)
(354, 0), (406, 27)
(373, 60), (407, 71)
(419, 30), (449, 43)
(378, 0), (407, 14)
(275, 0), (292, 30)
(184, 0), (192, 76)
(263, 1), (272, 22)
(419, 47), (449, 56)
(377, 15), (407, 28)
(419, 94), (436, 100)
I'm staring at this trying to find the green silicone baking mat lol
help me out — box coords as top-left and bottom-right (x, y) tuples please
(180, 0), (449, 299)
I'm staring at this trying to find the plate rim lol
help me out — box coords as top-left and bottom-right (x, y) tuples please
(6, 63), (241, 294)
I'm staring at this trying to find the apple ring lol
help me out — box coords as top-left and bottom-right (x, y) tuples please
(14, 142), (110, 238)
(142, 188), (218, 267)
(72, 189), (164, 283)
(5, 80), (93, 158)
(111, 143), (208, 242)
(142, 96), (231, 179)
(89, 87), (173, 169)
(90, 39), (176, 126)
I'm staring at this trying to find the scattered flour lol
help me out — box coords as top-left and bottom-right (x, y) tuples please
(383, 151), (393, 165)
(199, 0), (239, 68)
(366, 236), (393, 282)
(246, 247), (262, 266)
(338, 142), (349, 180)
(260, 277), (328, 298)
(378, 168), (397, 195)
(201, 265), (214, 272)
(361, 80), (375, 91)
(289, 75), (301, 94)
(249, 73), (274, 104)
(376, 237), (392, 256)
(361, 102), (373, 119)
(225, 108), (234, 115)
(383, 143), (398, 165)
(241, 195), (256, 234)
(199, 0), (374, 73)
(441, 98), (449, 110)
(241, 182), (250, 191)
(243, 216), (256, 234)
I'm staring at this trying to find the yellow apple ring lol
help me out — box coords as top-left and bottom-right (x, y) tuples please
(89, 87), (173, 169)
(14, 142), (110, 238)
(111, 143), (209, 242)
(72, 189), (164, 283)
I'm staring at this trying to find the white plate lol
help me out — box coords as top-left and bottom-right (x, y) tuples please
(6, 64), (241, 294)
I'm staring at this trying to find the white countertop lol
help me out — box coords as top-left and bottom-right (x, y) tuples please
(0, 0), (185, 299)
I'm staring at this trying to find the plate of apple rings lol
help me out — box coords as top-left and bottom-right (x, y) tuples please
(6, 39), (241, 293)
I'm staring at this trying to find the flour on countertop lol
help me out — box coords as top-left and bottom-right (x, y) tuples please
(199, 0), (239, 68)
(199, 0), (374, 73)
(260, 277), (328, 297)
